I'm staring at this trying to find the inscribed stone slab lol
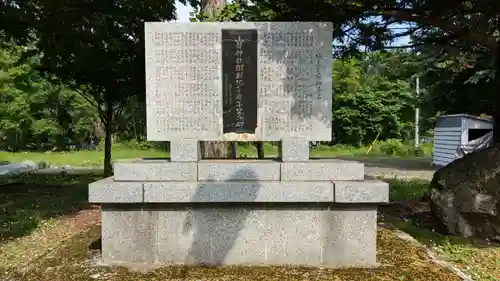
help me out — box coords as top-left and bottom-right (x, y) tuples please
(145, 22), (333, 141)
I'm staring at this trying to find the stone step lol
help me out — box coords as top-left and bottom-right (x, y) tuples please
(196, 160), (281, 181)
(89, 177), (388, 204)
(112, 159), (364, 182)
(113, 158), (197, 181)
(280, 159), (364, 181)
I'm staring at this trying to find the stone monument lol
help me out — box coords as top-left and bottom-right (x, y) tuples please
(89, 22), (389, 267)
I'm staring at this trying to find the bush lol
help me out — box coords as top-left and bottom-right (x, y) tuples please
(418, 142), (433, 157)
(368, 139), (432, 157)
(98, 139), (158, 151)
(369, 139), (409, 156)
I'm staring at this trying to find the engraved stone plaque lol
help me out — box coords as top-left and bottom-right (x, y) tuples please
(145, 22), (333, 141)
(221, 29), (258, 134)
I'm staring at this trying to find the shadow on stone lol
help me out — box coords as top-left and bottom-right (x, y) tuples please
(179, 168), (260, 275)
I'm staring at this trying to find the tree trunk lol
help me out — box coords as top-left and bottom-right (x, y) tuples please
(202, 141), (236, 158)
(103, 104), (113, 176)
(201, 0), (225, 17)
(493, 41), (500, 143)
(255, 142), (264, 158)
(200, 0), (236, 159)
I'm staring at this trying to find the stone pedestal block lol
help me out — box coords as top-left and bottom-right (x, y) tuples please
(170, 139), (201, 162)
(113, 159), (197, 181)
(279, 139), (310, 162)
(281, 159), (364, 181)
(100, 205), (378, 267)
(197, 160), (281, 181)
(92, 158), (388, 268)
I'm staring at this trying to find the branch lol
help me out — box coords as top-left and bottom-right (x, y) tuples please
(383, 43), (424, 49)
(74, 88), (107, 123)
(389, 26), (423, 39)
(112, 103), (143, 134)
(74, 88), (100, 109)
(381, 9), (497, 52)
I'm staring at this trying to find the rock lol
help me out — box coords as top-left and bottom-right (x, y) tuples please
(20, 160), (37, 169)
(38, 160), (50, 169)
(429, 143), (500, 241)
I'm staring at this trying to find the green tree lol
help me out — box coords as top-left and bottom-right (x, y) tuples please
(331, 53), (415, 146)
(1, 0), (183, 175)
(219, 0), (500, 139)
(0, 42), (98, 151)
(417, 39), (494, 118)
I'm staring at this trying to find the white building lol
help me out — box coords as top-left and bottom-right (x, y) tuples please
(433, 114), (493, 167)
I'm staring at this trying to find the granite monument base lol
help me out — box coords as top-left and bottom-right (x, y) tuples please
(99, 204), (377, 267)
(88, 158), (389, 268)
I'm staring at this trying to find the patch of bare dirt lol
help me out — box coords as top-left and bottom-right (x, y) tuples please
(380, 199), (434, 227)
(0, 206), (100, 273)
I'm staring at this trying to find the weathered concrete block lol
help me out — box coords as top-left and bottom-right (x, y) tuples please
(170, 139), (200, 162)
(143, 181), (334, 203)
(280, 139), (309, 162)
(321, 207), (377, 266)
(99, 206), (378, 267)
(334, 179), (389, 203)
(197, 160), (281, 181)
(88, 177), (143, 203)
(281, 160), (364, 181)
(101, 206), (156, 264)
(113, 159), (197, 181)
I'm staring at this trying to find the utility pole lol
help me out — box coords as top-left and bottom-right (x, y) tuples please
(414, 76), (420, 149)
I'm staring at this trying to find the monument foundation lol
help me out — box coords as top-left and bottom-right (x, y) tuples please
(89, 22), (389, 268)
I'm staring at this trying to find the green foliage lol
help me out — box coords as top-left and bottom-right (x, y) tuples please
(419, 51), (495, 117)
(0, 43), (98, 151)
(1, 0), (184, 174)
(368, 139), (432, 157)
(371, 139), (416, 156)
(0, 42), (439, 156)
(418, 143), (433, 157)
(224, 0), (498, 53)
(331, 52), (418, 146)
(380, 177), (430, 201)
(0, 0), (495, 157)
(220, 0), (499, 141)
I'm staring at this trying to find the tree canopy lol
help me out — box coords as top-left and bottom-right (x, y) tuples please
(1, 0), (185, 174)
(0, 0), (497, 165)
(217, 0), (499, 139)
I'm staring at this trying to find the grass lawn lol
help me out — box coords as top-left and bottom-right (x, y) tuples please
(0, 173), (100, 272)
(0, 173), (99, 243)
(0, 174), (460, 281)
(0, 142), (429, 167)
(2, 173), (497, 280)
(0, 147), (169, 167)
(380, 177), (500, 281)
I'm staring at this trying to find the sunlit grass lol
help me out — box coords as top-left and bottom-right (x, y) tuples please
(0, 141), (431, 167)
